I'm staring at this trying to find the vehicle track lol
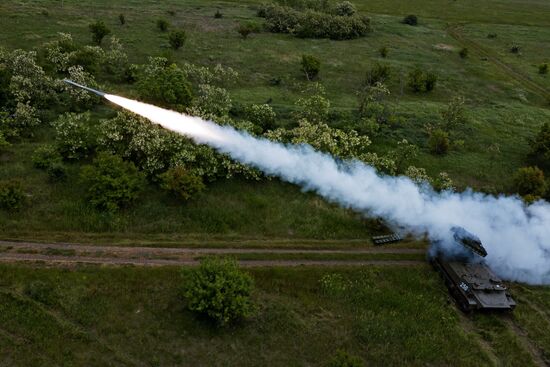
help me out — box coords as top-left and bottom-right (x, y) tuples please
(447, 24), (550, 101)
(0, 240), (426, 267)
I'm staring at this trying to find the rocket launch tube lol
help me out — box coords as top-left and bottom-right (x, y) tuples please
(62, 79), (106, 97)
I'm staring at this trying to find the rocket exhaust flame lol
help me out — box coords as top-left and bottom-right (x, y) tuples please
(66, 81), (550, 285)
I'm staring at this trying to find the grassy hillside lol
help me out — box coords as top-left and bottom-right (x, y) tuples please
(1, 263), (549, 366)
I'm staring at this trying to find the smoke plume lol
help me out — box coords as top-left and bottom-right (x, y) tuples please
(105, 94), (550, 285)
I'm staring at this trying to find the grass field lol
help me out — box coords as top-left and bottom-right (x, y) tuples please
(0, 263), (548, 366)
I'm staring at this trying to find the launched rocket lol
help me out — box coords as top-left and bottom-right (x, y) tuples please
(62, 79), (106, 97)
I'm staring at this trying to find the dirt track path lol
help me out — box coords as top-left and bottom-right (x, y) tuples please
(0, 240), (426, 267)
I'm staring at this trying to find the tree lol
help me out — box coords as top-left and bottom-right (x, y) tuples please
(246, 104), (276, 131)
(364, 63), (391, 86)
(80, 152), (146, 212)
(441, 96), (466, 130)
(183, 257), (255, 326)
(0, 180), (25, 211)
(89, 20), (110, 45)
(428, 129), (450, 155)
(528, 122), (550, 170)
(169, 30), (186, 50)
(159, 166), (205, 201)
(156, 19), (169, 32)
(301, 54), (321, 80)
(237, 23), (252, 39)
(53, 112), (95, 160)
(513, 166), (546, 197)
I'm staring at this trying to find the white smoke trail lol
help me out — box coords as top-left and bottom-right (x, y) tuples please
(105, 94), (550, 285)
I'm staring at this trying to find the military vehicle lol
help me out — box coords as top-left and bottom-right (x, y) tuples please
(372, 233), (402, 245)
(431, 227), (516, 312)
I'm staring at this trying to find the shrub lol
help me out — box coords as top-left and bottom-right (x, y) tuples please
(408, 68), (437, 93)
(89, 20), (110, 45)
(118, 14), (125, 25)
(80, 152), (146, 212)
(53, 112), (95, 160)
(379, 46), (388, 58)
(47, 162), (67, 182)
(334, 1), (356, 16)
(428, 129), (450, 155)
(246, 103), (277, 131)
(193, 84), (232, 117)
(402, 14), (418, 26)
(237, 23), (253, 39)
(0, 180), (25, 211)
(214, 10), (223, 18)
(441, 96), (466, 130)
(183, 257), (255, 326)
(301, 54), (321, 80)
(364, 63), (391, 86)
(159, 166), (205, 200)
(424, 72), (437, 91)
(459, 47), (468, 58)
(69, 46), (105, 74)
(513, 166), (546, 197)
(157, 18), (169, 32)
(65, 65), (101, 107)
(137, 57), (193, 111)
(0, 102), (41, 138)
(539, 63), (548, 75)
(510, 45), (520, 54)
(487, 33), (497, 39)
(528, 122), (550, 169)
(169, 30), (186, 50)
(328, 350), (364, 367)
(25, 281), (54, 305)
(32, 144), (62, 169)
(103, 37), (129, 80)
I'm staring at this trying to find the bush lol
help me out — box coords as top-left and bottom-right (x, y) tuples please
(428, 129), (450, 155)
(157, 18), (169, 32)
(246, 103), (277, 131)
(528, 122), (550, 169)
(459, 47), (468, 58)
(193, 84), (232, 117)
(159, 166), (205, 200)
(237, 23), (253, 39)
(441, 96), (466, 130)
(513, 166), (546, 197)
(487, 33), (497, 39)
(364, 63), (391, 86)
(47, 162), (67, 182)
(118, 14), (125, 25)
(334, 1), (356, 16)
(408, 68), (437, 93)
(183, 257), (255, 326)
(0, 180), (25, 211)
(80, 152), (146, 212)
(402, 14), (418, 26)
(53, 112), (95, 160)
(301, 54), (321, 80)
(25, 281), (54, 305)
(328, 350), (364, 367)
(32, 144), (62, 169)
(539, 63), (548, 75)
(510, 45), (520, 54)
(169, 30), (186, 50)
(89, 20), (110, 45)
(424, 72), (437, 91)
(379, 46), (388, 58)
(214, 10), (223, 18)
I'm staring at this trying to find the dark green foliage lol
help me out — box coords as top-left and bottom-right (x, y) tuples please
(334, 1), (356, 16)
(0, 65), (12, 109)
(25, 281), (55, 305)
(539, 63), (548, 75)
(510, 45), (520, 54)
(47, 162), (67, 182)
(32, 144), (62, 170)
(487, 33), (497, 39)
(365, 63), (391, 86)
(80, 152), (146, 212)
(159, 166), (205, 201)
(379, 46), (388, 58)
(88, 20), (110, 45)
(260, 5), (371, 40)
(214, 10), (223, 18)
(528, 122), (550, 170)
(459, 47), (468, 58)
(428, 129), (450, 155)
(402, 14), (418, 26)
(0, 180), (25, 211)
(156, 19), (169, 32)
(328, 350), (364, 367)
(168, 30), (186, 50)
(69, 47), (102, 74)
(513, 166), (546, 197)
(118, 14), (125, 25)
(408, 68), (437, 92)
(183, 257), (254, 326)
(301, 54), (321, 80)
(137, 63), (193, 111)
(237, 22), (261, 39)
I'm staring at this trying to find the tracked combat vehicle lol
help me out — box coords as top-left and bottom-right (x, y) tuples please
(431, 227), (516, 312)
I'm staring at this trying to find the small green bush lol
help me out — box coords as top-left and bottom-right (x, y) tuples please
(237, 23), (253, 39)
(510, 45), (520, 54)
(402, 14), (418, 26)
(47, 162), (67, 182)
(487, 33), (497, 39)
(513, 166), (546, 197)
(25, 281), (55, 305)
(379, 46), (388, 58)
(301, 54), (321, 80)
(159, 166), (205, 201)
(328, 350), (364, 367)
(80, 152), (146, 212)
(528, 122), (550, 169)
(169, 30), (186, 50)
(32, 144), (62, 169)
(118, 14), (125, 25)
(407, 68), (437, 93)
(424, 72), (437, 91)
(214, 10), (223, 18)
(183, 257), (255, 326)
(459, 47), (468, 58)
(246, 103), (277, 131)
(539, 63), (548, 75)
(0, 180), (25, 211)
(334, 1), (356, 16)
(89, 20), (110, 45)
(365, 63), (391, 86)
(428, 129), (450, 155)
(157, 19), (169, 32)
